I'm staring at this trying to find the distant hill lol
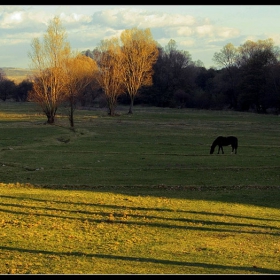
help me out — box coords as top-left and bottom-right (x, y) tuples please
(1, 67), (35, 84)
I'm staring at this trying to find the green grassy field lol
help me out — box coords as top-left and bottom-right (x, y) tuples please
(0, 102), (279, 274)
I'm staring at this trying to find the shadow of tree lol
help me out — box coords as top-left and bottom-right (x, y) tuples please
(0, 246), (279, 274)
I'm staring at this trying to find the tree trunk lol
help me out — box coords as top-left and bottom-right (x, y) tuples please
(47, 114), (55, 124)
(108, 106), (116, 116)
(128, 97), (134, 114)
(69, 102), (74, 127)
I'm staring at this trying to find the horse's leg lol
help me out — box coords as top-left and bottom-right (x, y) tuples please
(217, 146), (220, 154)
(221, 146), (224, 154)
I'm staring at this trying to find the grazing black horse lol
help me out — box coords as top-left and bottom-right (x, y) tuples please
(210, 136), (238, 154)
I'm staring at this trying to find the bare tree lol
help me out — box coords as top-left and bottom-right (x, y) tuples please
(212, 43), (239, 108)
(213, 43), (238, 69)
(120, 27), (159, 114)
(28, 16), (71, 124)
(165, 39), (192, 70)
(93, 37), (125, 116)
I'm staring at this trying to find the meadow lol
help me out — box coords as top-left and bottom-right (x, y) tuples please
(0, 102), (279, 274)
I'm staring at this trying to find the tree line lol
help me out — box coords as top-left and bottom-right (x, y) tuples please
(1, 16), (280, 128)
(129, 38), (280, 114)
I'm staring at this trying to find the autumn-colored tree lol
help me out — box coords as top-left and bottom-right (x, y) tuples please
(120, 27), (159, 114)
(93, 37), (125, 116)
(28, 16), (71, 124)
(64, 53), (98, 127)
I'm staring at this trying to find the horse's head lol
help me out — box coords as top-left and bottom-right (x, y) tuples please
(210, 146), (214, 154)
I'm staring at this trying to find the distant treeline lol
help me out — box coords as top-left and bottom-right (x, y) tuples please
(1, 37), (280, 114)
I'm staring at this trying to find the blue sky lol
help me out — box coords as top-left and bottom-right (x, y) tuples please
(0, 5), (279, 69)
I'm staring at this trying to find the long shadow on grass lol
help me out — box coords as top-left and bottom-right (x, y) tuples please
(1, 195), (279, 223)
(26, 185), (280, 210)
(1, 185), (279, 210)
(0, 201), (279, 232)
(0, 206), (279, 236)
(0, 245), (279, 274)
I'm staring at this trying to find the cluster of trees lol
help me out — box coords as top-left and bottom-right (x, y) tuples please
(0, 71), (33, 102)
(133, 38), (280, 113)
(85, 37), (280, 114)
(26, 16), (159, 127)
(27, 16), (98, 127)
(91, 27), (158, 116)
(1, 16), (280, 127)
(210, 39), (280, 113)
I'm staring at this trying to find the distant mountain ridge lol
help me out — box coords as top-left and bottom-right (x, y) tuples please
(1, 67), (34, 83)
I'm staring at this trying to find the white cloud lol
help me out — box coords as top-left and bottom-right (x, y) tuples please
(180, 39), (196, 47)
(59, 12), (92, 25)
(0, 11), (24, 28)
(90, 8), (196, 30)
(215, 27), (240, 39)
(0, 31), (42, 45)
(175, 27), (194, 37)
(9, 11), (23, 21)
(0, 5), (277, 69)
(195, 25), (214, 37)
(0, 10), (50, 30)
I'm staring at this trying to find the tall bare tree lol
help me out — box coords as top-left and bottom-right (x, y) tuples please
(213, 43), (239, 108)
(120, 27), (159, 114)
(213, 43), (238, 69)
(28, 16), (71, 124)
(93, 37), (125, 116)
(64, 53), (98, 128)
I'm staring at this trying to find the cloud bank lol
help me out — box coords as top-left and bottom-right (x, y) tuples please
(0, 5), (278, 69)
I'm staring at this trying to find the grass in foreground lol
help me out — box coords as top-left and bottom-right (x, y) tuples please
(0, 102), (279, 274)
(0, 183), (279, 274)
